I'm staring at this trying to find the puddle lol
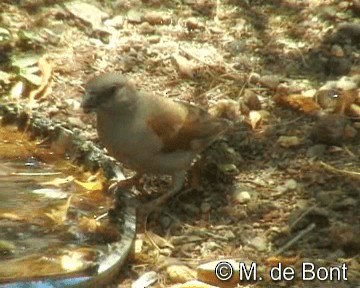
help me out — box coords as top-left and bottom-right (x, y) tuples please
(0, 125), (124, 283)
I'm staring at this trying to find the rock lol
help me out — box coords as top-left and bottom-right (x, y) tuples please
(248, 72), (260, 84)
(148, 35), (161, 43)
(127, 10), (143, 24)
(337, 76), (359, 90)
(225, 40), (246, 55)
(185, 18), (205, 30)
(201, 241), (221, 252)
(306, 144), (326, 158)
(275, 179), (298, 195)
(143, 11), (172, 25)
(284, 179), (298, 191)
(64, 2), (109, 29)
(233, 190), (251, 204)
(248, 235), (267, 252)
(259, 75), (280, 89)
(139, 22), (156, 34)
(104, 15), (124, 28)
(338, 1), (349, 9)
(243, 90), (261, 110)
(208, 99), (240, 120)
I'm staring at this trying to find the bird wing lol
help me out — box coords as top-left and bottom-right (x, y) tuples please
(147, 101), (230, 153)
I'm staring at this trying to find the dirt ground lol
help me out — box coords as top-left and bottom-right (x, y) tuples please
(0, 0), (359, 287)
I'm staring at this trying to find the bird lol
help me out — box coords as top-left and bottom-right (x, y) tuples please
(81, 72), (231, 211)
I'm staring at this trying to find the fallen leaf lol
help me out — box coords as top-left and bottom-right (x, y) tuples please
(249, 110), (262, 129)
(264, 255), (299, 267)
(74, 179), (103, 191)
(171, 54), (196, 78)
(273, 94), (321, 114)
(277, 136), (301, 148)
(29, 55), (52, 101)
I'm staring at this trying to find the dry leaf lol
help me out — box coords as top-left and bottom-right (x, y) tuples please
(74, 179), (103, 191)
(277, 136), (301, 148)
(249, 110), (262, 129)
(264, 255), (299, 267)
(29, 55), (52, 101)
(273, 94), (321, 114)
(197, 259), (239, 287)
(10, 81), (24, 99)
(166, 264), (197, 284)
(172, 54), (196, 78)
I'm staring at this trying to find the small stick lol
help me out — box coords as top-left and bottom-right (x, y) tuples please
(289, 205), (316, 230)
(274, 223), (316, 256)
(320, 161), (360, 177)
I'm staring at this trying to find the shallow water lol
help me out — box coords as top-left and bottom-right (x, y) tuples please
(0, 125), (119, 281)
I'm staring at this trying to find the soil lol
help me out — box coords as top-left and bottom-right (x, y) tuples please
(0, 0), (359, 287)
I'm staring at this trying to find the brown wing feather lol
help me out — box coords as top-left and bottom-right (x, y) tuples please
(147, 102), (230, 153)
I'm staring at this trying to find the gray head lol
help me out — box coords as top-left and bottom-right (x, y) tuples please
(81, 72), (138, 114)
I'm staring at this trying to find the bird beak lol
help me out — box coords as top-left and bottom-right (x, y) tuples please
(81, 92), (96, 113)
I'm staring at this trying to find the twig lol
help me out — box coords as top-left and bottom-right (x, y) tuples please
(320, 161), (360, 178)
(289, 205), (316, 230)
(274, 223), (316, 256)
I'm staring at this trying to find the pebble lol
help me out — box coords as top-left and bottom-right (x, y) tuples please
(143, 12), (171, 25)
(104, 15), (124, 28)
(284, 179), (298, 191)
(259, 75), (280, 89)
(248, 235), (267, 252)
(233, 190), (251, 204)
(127, 10), (143, 24)
(243, 89), (261, 110)
(248, 72), (260, 84)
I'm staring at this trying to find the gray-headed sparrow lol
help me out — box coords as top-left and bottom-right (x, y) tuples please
(81, 72), (231, 209)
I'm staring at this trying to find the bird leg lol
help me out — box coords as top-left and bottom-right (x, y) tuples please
(139, 171), (186, 214)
